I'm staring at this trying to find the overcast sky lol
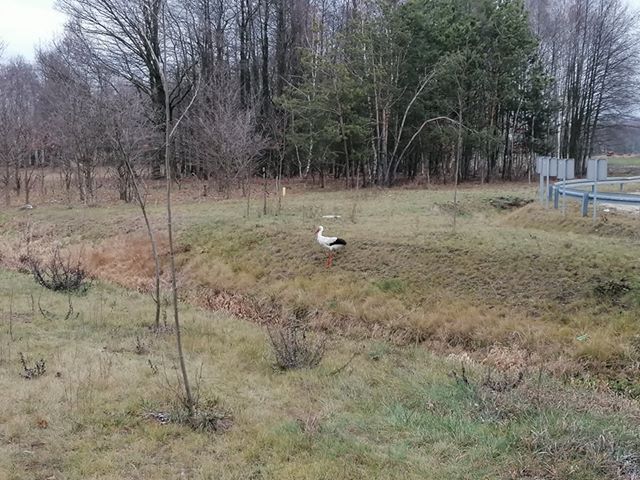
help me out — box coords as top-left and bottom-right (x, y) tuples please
(0, 0), (65, 60)
(1, 0), (640, 60)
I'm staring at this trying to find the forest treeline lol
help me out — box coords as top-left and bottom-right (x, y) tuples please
(0, 0), (638, 203)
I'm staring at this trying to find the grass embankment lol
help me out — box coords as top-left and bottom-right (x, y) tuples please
(2, 270), (640, 479)
(3, 185), (640, 387)
(174, 188), (640, 383)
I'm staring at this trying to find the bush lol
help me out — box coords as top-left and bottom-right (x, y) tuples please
(28, 248), (90, 293)
(267, 321), (326, 370)
(19, 352), (46, 379)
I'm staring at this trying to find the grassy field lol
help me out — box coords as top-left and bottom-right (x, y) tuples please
(605, 156), (640, 177)
(2, 271), (640, 479)
(606, 156), (640, 167)
(2, 181), (640, 478)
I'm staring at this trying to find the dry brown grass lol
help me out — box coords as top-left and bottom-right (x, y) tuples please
(82, 233), (170, 293)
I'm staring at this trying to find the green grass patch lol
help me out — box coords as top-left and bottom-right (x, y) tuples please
(605, 156), (640, 166)
(374, 278), (407, 294)
(1, 268), (640, 478)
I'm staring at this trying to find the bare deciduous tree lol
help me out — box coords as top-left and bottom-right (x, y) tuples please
(0, 58), (40, 206)
(38, 40), (107, 205)
(104, 85), (164, 329)
(188, 78), (267, 198)
(529, 0), (640, 171)
(58, 0), (194, 178)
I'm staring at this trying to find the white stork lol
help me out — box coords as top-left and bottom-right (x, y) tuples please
(315, 226), (347, 267)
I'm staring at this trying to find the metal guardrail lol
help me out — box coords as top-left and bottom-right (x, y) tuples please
(551, 176), (640, 216)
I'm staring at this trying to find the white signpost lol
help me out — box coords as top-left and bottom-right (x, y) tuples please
(536, 157), (545, 203)
(536, 156), (547, 204)
(536, 156), (559, 207)
(586, 158), (608, 221)
(557, 158), (575, 214)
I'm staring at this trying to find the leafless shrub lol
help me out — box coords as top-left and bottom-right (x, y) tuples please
(451, 363), (525, 393)
(482, 368), (524, 393)
(134, 335), (148, 355)
(28, 247), (90, 293)
(449, 362), (529, 423)
(267, 320), (326, 370)
(19, 352), (46, 379)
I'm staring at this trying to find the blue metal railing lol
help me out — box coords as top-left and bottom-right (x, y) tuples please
(551, 176), (640, 216)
